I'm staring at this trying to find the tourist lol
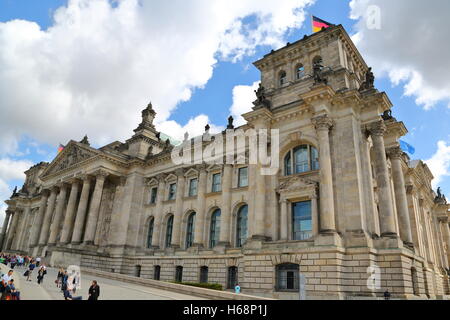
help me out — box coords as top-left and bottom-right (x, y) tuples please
(56, 268), (65, 288)
(234, 283), (241, 294)
(37, 266), (46, 284)
(384, 289), (391, 300)
(0, 270), (13, 299)
(26, 260), (36, 281)
(8, 279), (20, 300)
(88, 280), (100, 300)
(9, 255), (17, 269)
(35, 256), (41, 267)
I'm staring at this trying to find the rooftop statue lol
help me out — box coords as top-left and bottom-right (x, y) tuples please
(359, 67), (375, 91)
(313, 60), (328, 85)
(253, 83), (271, 109)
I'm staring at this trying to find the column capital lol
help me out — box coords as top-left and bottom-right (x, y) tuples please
(175, 168), (187, 177)
(195, 164), (208, 172)
(312, 114), (333, 131)
(93, 169), (109, 180)
(78, 174), (92, 182)
(368, 120), (387, 137)
(55, 182), (70, 190)
(386, 146), (403, 160)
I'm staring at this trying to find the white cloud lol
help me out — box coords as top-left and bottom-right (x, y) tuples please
(0, 0), (315, 156)
(425, 141), (450, 189)
(0, 158), (34, 226)
(229, 81), (260, 126)
(349, 0), (450, 110)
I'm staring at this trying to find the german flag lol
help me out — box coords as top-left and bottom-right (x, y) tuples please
(57, 143), (65, 154)
(312, 16), (334, 33)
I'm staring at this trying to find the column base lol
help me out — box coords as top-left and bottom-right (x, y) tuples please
(83, 240), (95, 246)
(374, 236), (403, 249)
(343, 230), (373, 248)
(314, 232), (343, 247)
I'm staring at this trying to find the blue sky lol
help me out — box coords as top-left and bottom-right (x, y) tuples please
(0, 0), (449, 222)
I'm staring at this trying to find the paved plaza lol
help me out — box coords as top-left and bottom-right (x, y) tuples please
(1, 264), (206, 300)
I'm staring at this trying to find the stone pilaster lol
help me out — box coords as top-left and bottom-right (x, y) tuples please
(59, 179), (81, 244)
(151, 174), (166, 248)
(71, 175), (92, 244)
(171, 169), (186, 248)
(312, 114), (336, 233)
(48, 183), (69, 245)
(387, 147), (413, 245)
(18, 206), (32, 251)
(369, 120), (397, 237)
(194, 166), (207, 247)
(11, 210), (26, 251)
(218, 164), (232, 246)
(252, 162), (267, 240)
(38, 186), (58, 245)
(280, 198), (288, 240)
(0, 211), (12, 250)
(83, 170), (108, 245)
(311, 192), (319, 237)
(29, 190), (49, 248)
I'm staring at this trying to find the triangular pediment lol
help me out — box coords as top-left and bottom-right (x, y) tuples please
(41, 141), (100, 178)
(277, 176), (317, 193)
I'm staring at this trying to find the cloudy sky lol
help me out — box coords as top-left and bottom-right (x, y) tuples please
(1, 0), (450, 225)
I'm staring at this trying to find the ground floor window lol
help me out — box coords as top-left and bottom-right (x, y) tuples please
(175, 266), (183, 282)
(154, 265), (160, 280)
(134, 265), (142, 278)
(227, 266), (238, 289)
(276, 263), (299, 291)
(200, 266), (208, 283)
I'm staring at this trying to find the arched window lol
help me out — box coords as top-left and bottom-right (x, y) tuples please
(276, 263), (299, 291)
(296, 64), (305, 79)
(165, 215), (174, 248)
(146, 218), (154, 248)
(279, 71), (287, 86)
(200, 266), (208, 283)
(236, 205), (248, 247)
(185, 212), (196, 248)
(154, 265), (161, 280)
(209, 209), (221, 248)
(284, 145), (319, 176)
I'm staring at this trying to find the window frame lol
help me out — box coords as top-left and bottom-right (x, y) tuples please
(188, 178), (198, 197)
(227, 266), (238, 289)
(237, 167), (248, 188)
(168, 183), (177, 200)
(149, 187), (158, 204)
(275, 263), (300, 292)
(296, 64), (305, 80)
(153, 265), (161, 280)
(236, 205), (248, 248)
(292, 201), (313, 241)
(185, 212), (196, 248)
(165, 215), (174, 248)
(212, 173), (222, 193)
(146, 217), (154, 248)
(279, 71), (287, 87)
(199, 266), (208, 284)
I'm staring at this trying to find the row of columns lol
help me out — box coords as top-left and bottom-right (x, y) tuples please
(19, 170), (109, 250)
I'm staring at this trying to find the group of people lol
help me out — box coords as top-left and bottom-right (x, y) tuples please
(1, 252), (100, 300)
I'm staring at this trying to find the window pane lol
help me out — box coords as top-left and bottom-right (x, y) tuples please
(212, 173), (222, 192)
(276, 264), (299, 291)
(189, 178), (198, 196)
(284, 152), (292, 176)
(236, 205), (248, 247)
(150, 187), (157, 204)
(292, 201), (312, 240)
(311, 146), (319, 171)
(168, 183), (177, 200)
(294, 145), (309, 173)
(186, 213), (196, 248)
(296, 65), (305, 79)
(166, 216), (173, 247)
(147, 219), (154, 248)
(210, 209), (221, 248)
(238, 167), (248, 187)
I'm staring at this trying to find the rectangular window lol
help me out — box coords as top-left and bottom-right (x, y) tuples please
(238, 167), (248, 187)
(188, 178), (198, 197)
(150, 187), (157, 204)
(168, 183), (177, 200)
(292, 201), (312, 240)
(212, 173), (221, 192)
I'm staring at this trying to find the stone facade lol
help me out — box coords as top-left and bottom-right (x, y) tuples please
(1, 25), (450, 299)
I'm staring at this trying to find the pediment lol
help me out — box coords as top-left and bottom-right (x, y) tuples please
(277, 176), (317, 193)
(41, 141), (100, 178)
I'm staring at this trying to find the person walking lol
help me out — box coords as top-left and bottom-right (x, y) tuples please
(9, 256), (17, 269)
(56, 268), (65, 288)
(37, 266), (46, 284)
(26, 260), (36, 281)
(88, 280), (100, 301)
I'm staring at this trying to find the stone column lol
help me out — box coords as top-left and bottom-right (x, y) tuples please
(151, 175), (166, 248)
(5, 211), (19, 250)
(194, 166), (208, 247)
(59, 179), (81, 244)
(369, 121), (397, 237)
(38, 186), (58, 245)
(83, 170), (108, 245)
(443, 220), (450, 264)
(218, 164), (232, 246)
(71, 175), (92, 244)
(0, 211), (12, 250)
(312, 115), (336, 233)
(11, 210), (25, 251)
(29, 190), (49, 247)
(388, 147), (413, 245)
(311, 193), (319, 237)
(280, 198), (288, 240)
(17, 207), (32, 251)
(48, 183), (69, 245)
(171, 169), (185, 248)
